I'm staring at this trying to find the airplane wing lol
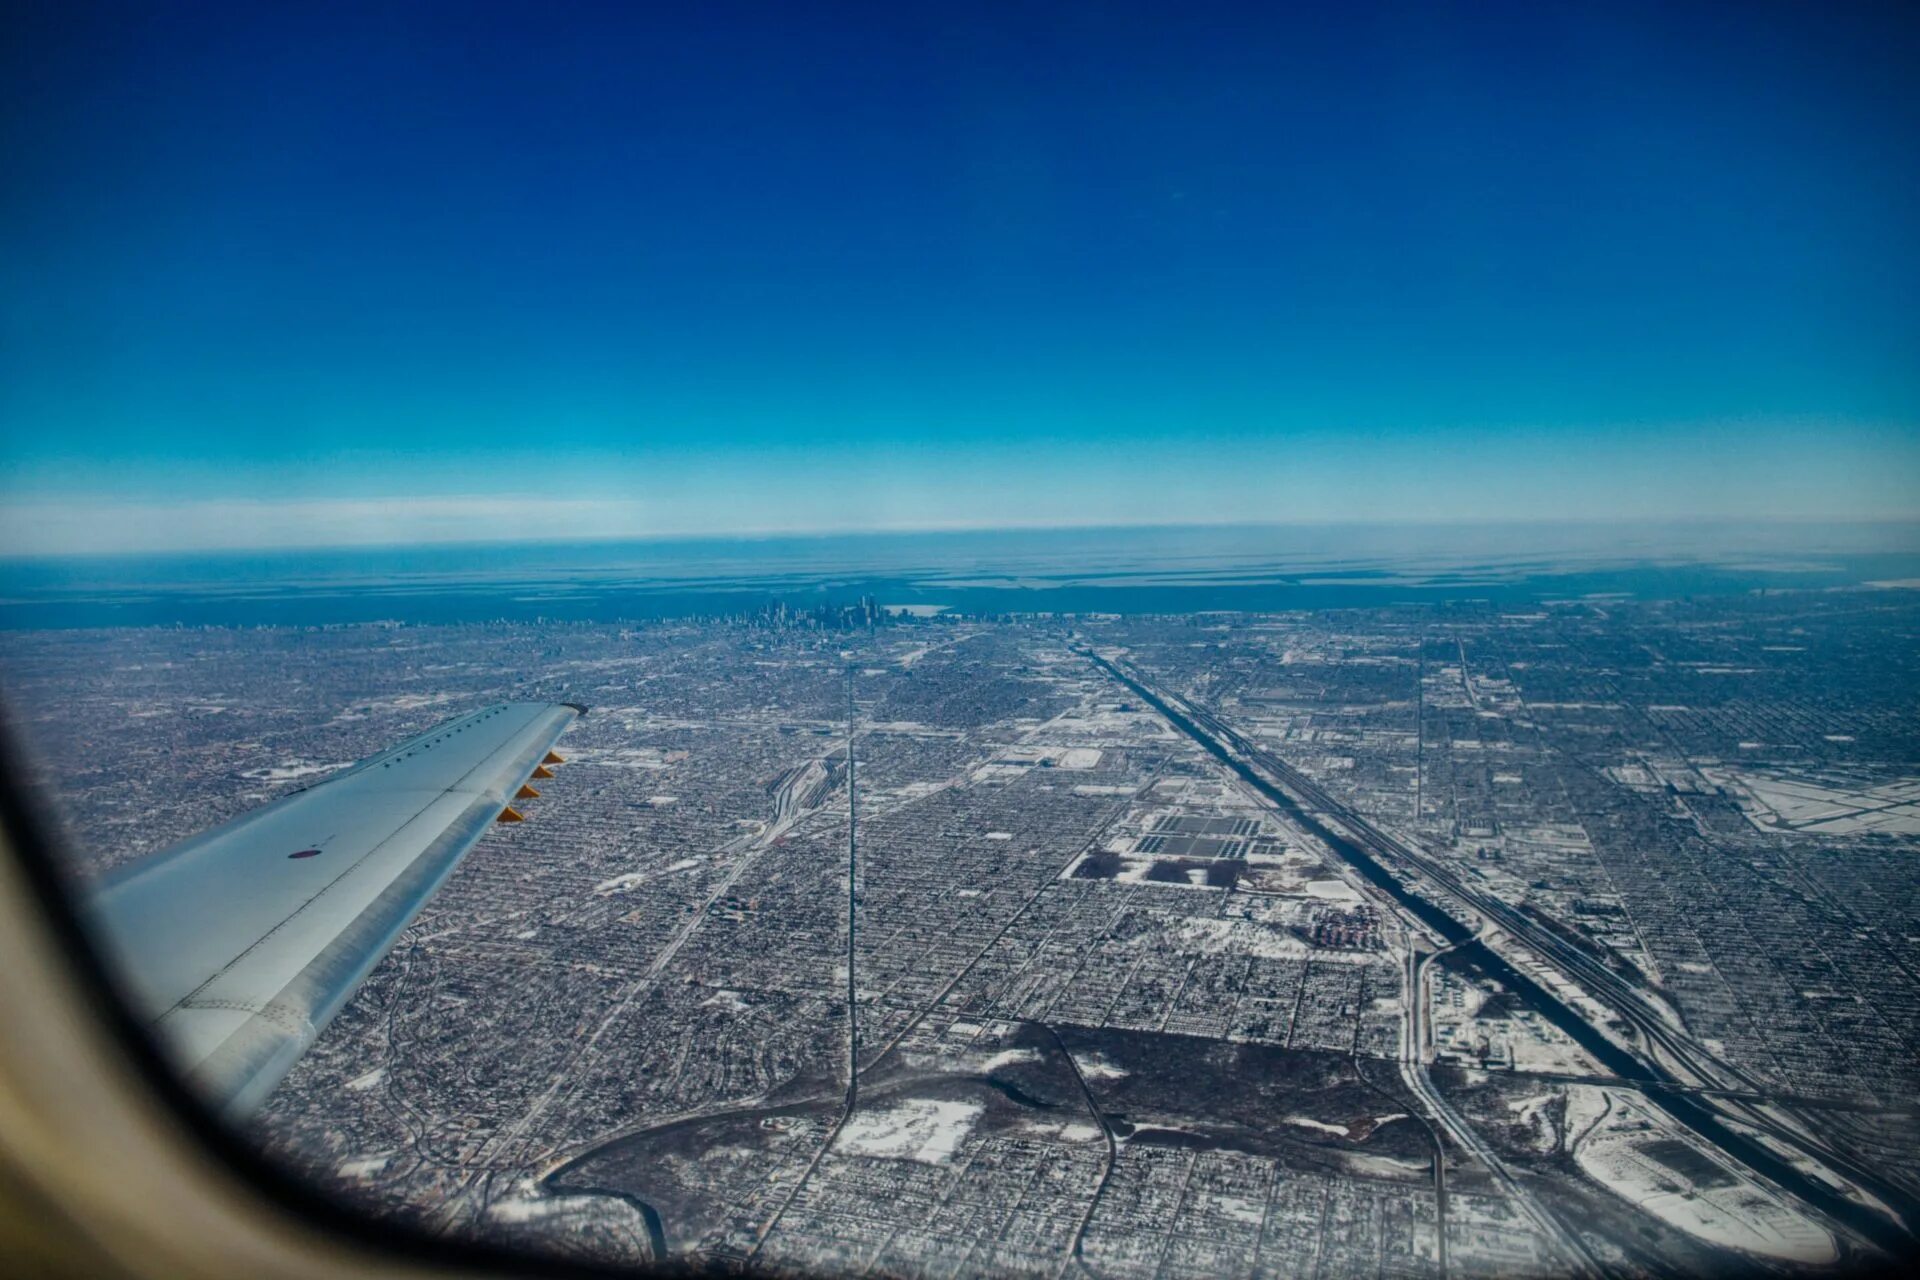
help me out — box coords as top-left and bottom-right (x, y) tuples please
(81, 701), (582, 1119)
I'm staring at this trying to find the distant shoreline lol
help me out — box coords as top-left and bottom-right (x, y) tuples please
(2, 523), (1917, 631)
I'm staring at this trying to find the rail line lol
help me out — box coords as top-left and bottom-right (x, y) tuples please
(1082, 647), (1913, 1261)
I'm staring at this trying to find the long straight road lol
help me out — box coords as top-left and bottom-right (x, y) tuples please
(745, 666), (866, 1266)
(1187, 684), (1920, 1247)
(1081, 646), (1913, 1261)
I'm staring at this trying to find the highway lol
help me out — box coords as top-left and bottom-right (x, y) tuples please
(1181, 684), (1920, 1247)
(1082, 647), (1915, 1261)
(1400, 944), (1604, 1278)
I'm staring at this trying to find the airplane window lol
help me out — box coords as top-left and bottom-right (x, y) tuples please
(2, 2), (1917, 1275)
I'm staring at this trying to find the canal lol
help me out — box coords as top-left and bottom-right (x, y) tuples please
(1091, 652), (1914, 1258)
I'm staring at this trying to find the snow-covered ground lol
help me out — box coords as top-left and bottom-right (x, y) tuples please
(836, 1099), (982, 1165)
(1164, 916), (1316, 960)
(561, 745), (685, 770)
(976, 1048), (1041, 1073)
(345, 1067), (386, 1092)
(1305, 878), (1363, 903)
(1571, 1090), (1837, 1265)
(1705, 766), (1920, 836)
(1284, 1114), (1348, 1137)
(594, 857), (700, 894)
(240, 759), (347, 782)
(1069, 1051), (1129, 1082)
(339, 1152), (392, 1180)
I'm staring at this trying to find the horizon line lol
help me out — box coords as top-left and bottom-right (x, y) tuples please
(4, 511), (1920, 564)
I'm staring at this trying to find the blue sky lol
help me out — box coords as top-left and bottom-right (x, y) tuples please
(3, 1), (1916, 553)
